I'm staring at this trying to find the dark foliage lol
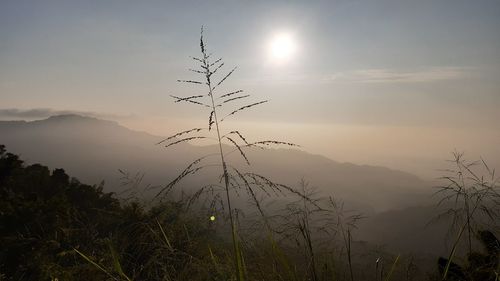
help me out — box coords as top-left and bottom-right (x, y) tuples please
(0, 145), (219, 280)
(437, 230), (499, 281)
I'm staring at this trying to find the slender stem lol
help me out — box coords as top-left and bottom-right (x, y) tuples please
(465, 194), (472, 255)
(458, 160), (473, 255)
(301, 185), (318, 281)
(347, 229), (354, 281)
(442, 196), (481, 280)
(201, 41), (243, 281)
(339, 217), (354, 281)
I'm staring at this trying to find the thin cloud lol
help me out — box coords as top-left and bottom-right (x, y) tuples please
(325, 67), (471, 83)
(238, 67), (472, 85)
(0, 108), (133, 120)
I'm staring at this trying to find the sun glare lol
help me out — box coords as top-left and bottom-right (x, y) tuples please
(269, 33), (296, 62)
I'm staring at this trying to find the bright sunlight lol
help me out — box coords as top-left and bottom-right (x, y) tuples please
(268, 32), (296, 62)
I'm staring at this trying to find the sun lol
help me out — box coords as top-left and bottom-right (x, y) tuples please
(269, 33), (296, 62)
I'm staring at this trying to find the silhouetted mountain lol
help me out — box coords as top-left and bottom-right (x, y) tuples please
(0, 115), (432, 212)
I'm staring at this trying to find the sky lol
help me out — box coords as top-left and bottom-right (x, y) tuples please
(1, 0), (499, 178)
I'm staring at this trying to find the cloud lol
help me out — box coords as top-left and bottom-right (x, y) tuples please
(0, 108), (132, 120)
(238, 66), (472, 86)
(325, 67), (471, 83)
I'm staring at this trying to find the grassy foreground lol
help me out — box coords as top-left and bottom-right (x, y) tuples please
(1, 145), (498, 281)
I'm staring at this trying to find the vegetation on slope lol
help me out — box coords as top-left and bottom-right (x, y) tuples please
(1, 145), (498, 280)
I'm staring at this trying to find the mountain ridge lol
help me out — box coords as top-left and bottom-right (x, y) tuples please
(0, 114), (432, 212)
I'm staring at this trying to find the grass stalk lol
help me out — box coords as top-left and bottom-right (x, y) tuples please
(199, 28), (245, 281)
(73, 248), (119, 281)
(383, 254), (400, 281)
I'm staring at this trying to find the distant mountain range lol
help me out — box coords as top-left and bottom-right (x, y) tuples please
(0, 114), (433, 213)
(3, 114), (478, 256)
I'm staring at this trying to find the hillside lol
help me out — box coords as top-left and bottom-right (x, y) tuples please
(0, 114), (432, 212)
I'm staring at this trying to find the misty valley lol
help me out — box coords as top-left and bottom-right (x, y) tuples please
(0, 115), (498, 281)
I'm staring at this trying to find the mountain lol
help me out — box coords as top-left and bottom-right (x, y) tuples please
(0, 114), (433, 212)
(357, 205), (452, 256)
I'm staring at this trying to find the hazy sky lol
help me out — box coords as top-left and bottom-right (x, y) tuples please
(1, 0), (499, 178)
